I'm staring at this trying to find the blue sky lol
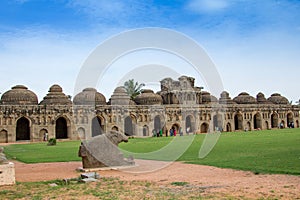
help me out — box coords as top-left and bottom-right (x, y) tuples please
(0, 0), (300, 102)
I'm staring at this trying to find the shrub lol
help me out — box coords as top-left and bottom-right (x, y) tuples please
(47, 138), (56, 146)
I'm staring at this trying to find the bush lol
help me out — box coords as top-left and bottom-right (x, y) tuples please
(47, 138), (57, 146)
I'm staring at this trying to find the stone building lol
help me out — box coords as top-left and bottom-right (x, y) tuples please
(0, 76), (299, 143)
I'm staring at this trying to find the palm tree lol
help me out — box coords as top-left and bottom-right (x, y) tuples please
(124, 79), (145, 100)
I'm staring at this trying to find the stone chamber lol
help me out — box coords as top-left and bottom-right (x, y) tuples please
(0, 76), (299, 143)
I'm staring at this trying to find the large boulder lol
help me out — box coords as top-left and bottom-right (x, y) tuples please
(78, 131), (134, 169)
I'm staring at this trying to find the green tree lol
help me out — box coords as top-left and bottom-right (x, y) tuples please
(124, 79), (145, 100)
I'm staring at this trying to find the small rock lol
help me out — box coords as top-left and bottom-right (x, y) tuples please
(81, 178), (99, 183)
(63, 178), (69, 184)
(81, 172), (100, 179)
(49, 183), (58, 187)
(76, 167), (85, 172)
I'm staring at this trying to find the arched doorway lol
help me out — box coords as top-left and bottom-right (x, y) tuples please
(234, 114), (243, 131)
(171, 123), (180, 135)
(254, 113), (262, 129)
(213, 114), (223, 131)
(112, 126), (119, 131)
(143, 125), (149, 136)
(185, 115), (195, 134)
(265, 121), (269, 130)
(92, 116), (105, 137)
(154, 115), (161, 133)
(77, 127), (85, 140)
(271, 113), (278, 128)
(287, 113), (293, 127)
(55, 117), (68, 139)
(226, 123), (232, 132)
(124, 116), (134, 136)
(16, 117), (30, 141)
(39, 129), (48, 141)
(280, 120), (285, 128)
(246, 121), (251, 131)
(200, 123), (209, 133)
(0, 130), (8, 143)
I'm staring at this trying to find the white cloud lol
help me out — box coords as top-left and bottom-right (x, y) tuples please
(186, 0), (230, 13)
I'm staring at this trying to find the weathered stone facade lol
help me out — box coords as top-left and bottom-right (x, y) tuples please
(0, 76), (299, 143)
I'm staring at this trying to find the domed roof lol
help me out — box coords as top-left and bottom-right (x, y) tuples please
(233, 92), (257, 104)
(110, 86), (135, 105)
(219, 91), (235, 104)
(73, 88), (106, 105)
(256, 92), (271, 104)
(49, 84), (63, 92)
(267, 93), (289, 104)
(201, 91), (218, 103)
(39, 84), (72, 105)
(1, 85), (38, 105)
(134, 89), (163, 105)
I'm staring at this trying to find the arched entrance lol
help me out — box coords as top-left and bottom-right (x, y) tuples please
(254, 113), (262, 129)
(124, 116), (134, 136)
(271, 113), (278, 128)
(226, 123), (232, 132)
(287, 113), (293, 127)
(213, 114), (223, 131)
(39, 129), (48, 141)
(154, 115), (162, 133)
(0, 130), (8, 143)
(234, 114), (243, 131)
(246, 121), (251, 131)
(143, 125), (149, 136)
(171, 123), (180, 135)
(185, 115), (195, 134)
(200, 123), (209, 133)
(92, 116), (105, 137)
(77, 127), (85, 140)
(55, 117), (68, 139)
(280, 120), (285, 128)
(16, 117), (30, 141)
(112, 126), (119, 131)
(265, 121), (269, 130)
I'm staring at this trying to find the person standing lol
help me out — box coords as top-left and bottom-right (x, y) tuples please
(169, 128), (173, 136)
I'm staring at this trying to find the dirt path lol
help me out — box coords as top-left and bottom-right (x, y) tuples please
(14, 160), (300, 199)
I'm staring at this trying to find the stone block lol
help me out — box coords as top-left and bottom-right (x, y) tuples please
(0, 162), (16, 186)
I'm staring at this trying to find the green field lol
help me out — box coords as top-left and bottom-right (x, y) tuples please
(4, 141), (81, 163)
(3, 128), (300, 175)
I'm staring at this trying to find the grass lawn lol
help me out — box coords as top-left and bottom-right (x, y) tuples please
(4, 141), (81, 163)
(3, 128), (300, 175)
(178, 129), (300, 175)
